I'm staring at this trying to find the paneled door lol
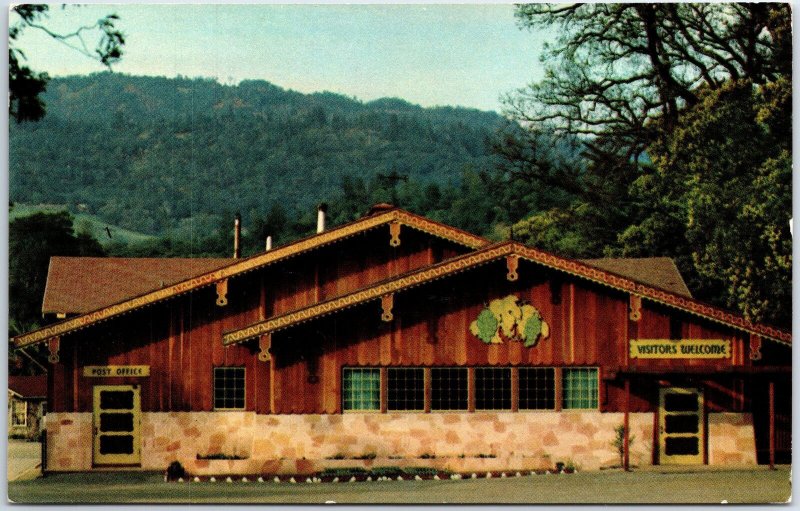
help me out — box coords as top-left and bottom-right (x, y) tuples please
(92, 385), (141, 465)
(659, 387), (704, 464)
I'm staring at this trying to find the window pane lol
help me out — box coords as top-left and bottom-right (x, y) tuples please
(99, 412), (134, 432)
(343, 368), (380, 411)
(519, 367), (555, 410)
(475, 367), (511, 410)
(431, 367), (468, 410)
(11, 401), (26, 426)
(562, 368), (598, 409)
(664, 393), (698, 412)
(99, 435), (134, 455)
(213, 367), (245, 410)
(100, 391), (133, 410)
(388, 368), (424, 411)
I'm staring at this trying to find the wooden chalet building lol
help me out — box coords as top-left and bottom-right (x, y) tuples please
(12, 205), (791, 475)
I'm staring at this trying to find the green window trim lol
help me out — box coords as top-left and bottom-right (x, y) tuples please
(562, 367), (599, 410)
(343, 368), (381, 411)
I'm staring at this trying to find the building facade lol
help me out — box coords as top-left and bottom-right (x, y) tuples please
(8, 375), (47, 441)
(13, 207), (791, 475)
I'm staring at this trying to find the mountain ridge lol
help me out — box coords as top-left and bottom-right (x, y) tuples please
(10, 72), (506, 236)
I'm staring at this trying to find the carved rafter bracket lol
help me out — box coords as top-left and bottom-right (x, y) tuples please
(629, 295), (642, 322)
(48, 336), (61, 364)
(381, 293), (394, 322)
(258, 333), (272, 362)
(749, 334), (762, 361)
(506, 254), (519, 282)
(389, 221), (401, 247)
(216, 279), (229, 307)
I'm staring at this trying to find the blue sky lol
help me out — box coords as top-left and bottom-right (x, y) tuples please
(10, 4), (548, 112)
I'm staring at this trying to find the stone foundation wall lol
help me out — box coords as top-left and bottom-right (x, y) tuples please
(42, 411), (758, 474)
(707, 413), (757, 465)
(45, 413), (92, 471)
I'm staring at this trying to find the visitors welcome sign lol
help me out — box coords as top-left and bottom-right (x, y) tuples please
(629, 339), (731, 359)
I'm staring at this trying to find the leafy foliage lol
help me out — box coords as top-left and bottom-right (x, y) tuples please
(9, 6), (124, 122)
(621, 79), (792, 327)
(502, 3), (791, 328)
(9, 210), (106, 374)
(10, 73), (505, 239)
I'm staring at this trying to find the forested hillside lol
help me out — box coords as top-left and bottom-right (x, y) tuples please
(10, 73), (506, 236)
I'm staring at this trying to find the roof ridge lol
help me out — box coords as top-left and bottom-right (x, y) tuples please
(14, 208), (489, 347)
(223, 240), (789, 345)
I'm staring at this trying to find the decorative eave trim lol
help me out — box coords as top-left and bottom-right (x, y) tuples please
(223, 243), (516, 344)
(224, 242), (791, 346)
(511, 244), (791, 345)
(13, 209), (488, 348)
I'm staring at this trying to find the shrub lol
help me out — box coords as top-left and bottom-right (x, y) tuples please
(166, 461), (185, 481)
(611, 424), (635, 467)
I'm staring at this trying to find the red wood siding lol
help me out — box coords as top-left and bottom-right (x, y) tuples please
(49, 226), (471, 413)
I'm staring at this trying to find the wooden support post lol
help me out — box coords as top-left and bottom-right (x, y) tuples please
(510, 367), (519, 412)
(769, 380), (775, 470)
(554, 367), (563, 412)
(380, 367), (388, 413)
(269, 356), (277, 415)
(423, 368), (432, 413)
(623, 378), (630, 471)
(467, 367), (476, 413)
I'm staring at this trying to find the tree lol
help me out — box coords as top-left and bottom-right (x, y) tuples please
(9, 211), (106, 334)
(619, 79), (791, 328)
(9, 211), (106, 374)
(9, 5), (125, 122)
(501, 3), (791, 327)
(506, 3), (790, 161)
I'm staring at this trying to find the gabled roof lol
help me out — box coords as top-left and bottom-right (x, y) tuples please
(223, 242), (790, 346)
(43, 257), (232, 314)
(580, 257), (692, 298)
(13, 208), (488, 348)
(8, 375), (47, 399)
(43, 253), (692, 316)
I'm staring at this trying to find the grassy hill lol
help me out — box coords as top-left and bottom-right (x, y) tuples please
(10, 73), (506, 237)
(10, 204), (155, 247)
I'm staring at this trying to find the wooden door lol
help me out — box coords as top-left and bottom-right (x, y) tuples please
(92, 385), (141, 465)
(659, 387), (704, 464)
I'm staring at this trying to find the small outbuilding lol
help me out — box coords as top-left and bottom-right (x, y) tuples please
(8, 375), (47, 441)
(12, 206), (790, 474)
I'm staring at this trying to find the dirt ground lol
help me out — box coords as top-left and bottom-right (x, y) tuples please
(6, 441), (41, 482)
(7, 466), (792, 504)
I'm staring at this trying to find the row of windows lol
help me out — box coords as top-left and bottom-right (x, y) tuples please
(343, 367), (599, 412)
(211, 366), (600, 412)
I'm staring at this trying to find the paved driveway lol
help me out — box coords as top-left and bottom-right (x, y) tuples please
(7, 440), (42, 481)
(8, 467), (792, 504)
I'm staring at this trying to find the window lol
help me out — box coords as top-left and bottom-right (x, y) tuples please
(213, 367), (245, 410)
(562, 368), (599, 409)
(519, 367), (555, 410)
(11, 400), (27, 427)
(475, 367), (511, 410)
(431, 367), (468, 410)
(387, 368), (424, 411)
(343, 368), (380, 411)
